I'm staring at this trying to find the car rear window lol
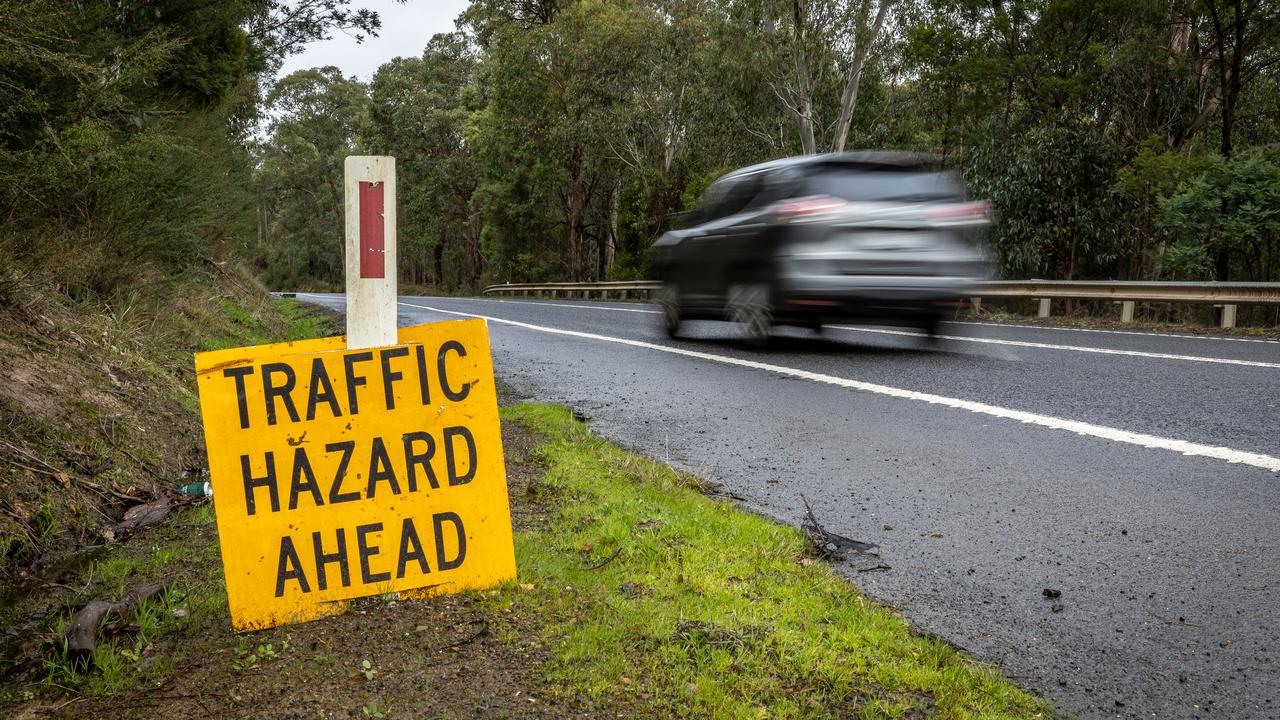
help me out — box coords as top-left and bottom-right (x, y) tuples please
(804, 167), (967, 202)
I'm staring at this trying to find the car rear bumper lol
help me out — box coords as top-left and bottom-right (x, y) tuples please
(774, 274), (981, 325)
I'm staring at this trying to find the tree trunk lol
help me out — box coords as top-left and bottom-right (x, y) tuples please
(607, 182), (619, 275)
(831, 0), (891, 153)
(567, 162), (586, 281)
(797, 109), (816, 154)
(466, 211), (484, 288)
(433, 237), (444, 288)
(790, 0), (817, 154)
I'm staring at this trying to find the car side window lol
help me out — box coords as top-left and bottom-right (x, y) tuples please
(746, 170), (791, 211)
(714, 174), (764, 220)
(691, 181), (729, 226)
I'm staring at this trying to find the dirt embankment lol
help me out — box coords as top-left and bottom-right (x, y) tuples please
(0, 264), (333, 667)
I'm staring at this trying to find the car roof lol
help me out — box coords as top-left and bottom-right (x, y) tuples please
(720, 151), (943, 182)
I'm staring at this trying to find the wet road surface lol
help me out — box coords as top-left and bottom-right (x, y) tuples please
(300, 293), (1279, 719)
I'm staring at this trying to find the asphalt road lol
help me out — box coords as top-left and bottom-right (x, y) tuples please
(300, 292), (1279, 719)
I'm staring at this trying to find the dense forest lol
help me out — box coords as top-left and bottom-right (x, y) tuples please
(256, 0), (1280, 292)
(2, 0), (1278, 300)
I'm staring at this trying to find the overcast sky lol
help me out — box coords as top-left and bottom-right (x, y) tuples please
(277, 0), (472, 82)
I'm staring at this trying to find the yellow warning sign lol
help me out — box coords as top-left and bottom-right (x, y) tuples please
(194, 319), (515, 631)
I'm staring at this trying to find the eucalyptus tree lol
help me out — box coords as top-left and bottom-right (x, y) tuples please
(257, 67), (370, 288)
(735, 0), (895, 153)
(364, 34), (484, 289)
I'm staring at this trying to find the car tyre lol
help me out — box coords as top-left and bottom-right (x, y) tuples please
(655, 283), (682, 338)
(727, 282), (773, 347)
(922, 312), (944, 342)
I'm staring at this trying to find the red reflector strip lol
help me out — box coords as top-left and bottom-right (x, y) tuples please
(359, 181), (385, 279)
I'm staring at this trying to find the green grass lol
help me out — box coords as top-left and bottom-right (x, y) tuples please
(497, 403), (1049, 719)
(198, 297), (336, 351)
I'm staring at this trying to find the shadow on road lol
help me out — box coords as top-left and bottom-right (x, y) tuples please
(669, 324), (967, 359)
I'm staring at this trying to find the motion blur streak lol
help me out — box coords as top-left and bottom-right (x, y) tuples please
(829, 326), (1280, 368)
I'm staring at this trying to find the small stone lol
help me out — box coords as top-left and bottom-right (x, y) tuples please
(1051, 602), (1064, 613)
(1043, 588), (1062, 599)
(883, 524), (893, 531)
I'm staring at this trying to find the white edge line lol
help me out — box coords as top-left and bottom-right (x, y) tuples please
(298, 292), (1280, 345)
(398, 300), (1280, 474)
(364, 294), (1275, 368)
(829, 326), (1280, 369)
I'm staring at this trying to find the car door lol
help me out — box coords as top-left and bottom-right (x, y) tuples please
(704, 173), (770, 309)
(677, 179), (734, 310)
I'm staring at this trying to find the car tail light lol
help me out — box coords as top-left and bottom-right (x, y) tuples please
(771, 195), (847, 220)
(928, 201), (991, 222)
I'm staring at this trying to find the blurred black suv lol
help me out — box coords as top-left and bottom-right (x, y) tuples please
(650, 152), (992, 341)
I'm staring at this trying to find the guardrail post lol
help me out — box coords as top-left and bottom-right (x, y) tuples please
(970, 297), (981, 312)
(1221, 304), (1237, 329)
(1120, 301), (1135, 323)
(1037, 298), (1051, 318)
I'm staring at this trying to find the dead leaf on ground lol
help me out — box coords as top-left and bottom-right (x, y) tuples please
(118, 497), (171, 531)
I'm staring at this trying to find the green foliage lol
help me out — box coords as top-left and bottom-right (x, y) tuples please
(363, 34), (482, 289)
(255, 67), (369, 290)
(1160, 146), (1280, 281)
(966, 123), (1122, 279)
(0, 0), (386, 302)
(255, 0), (1280, 291)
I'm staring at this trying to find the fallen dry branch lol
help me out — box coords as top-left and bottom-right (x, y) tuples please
(64, 583), (164, 665)
(800, 495), (879, 560)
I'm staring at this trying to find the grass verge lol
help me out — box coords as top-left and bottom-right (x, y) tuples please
(492, 403), (1048, 719)
(3, 393), (1049, 718)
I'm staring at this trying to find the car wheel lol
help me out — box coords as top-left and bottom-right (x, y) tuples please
(655, 283), (681, 338)
(727, 282), (773, 347)
(921, 313), (944, 341)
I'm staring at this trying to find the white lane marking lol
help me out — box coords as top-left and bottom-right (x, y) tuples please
(305, 292), (1277, 367)
(829, 326), (1280, 369)
(947, 320), (1280, 345)
(411, 295), (1275, 367)
(399, 301), (1280, 473)
(304, 292), (1280, 345)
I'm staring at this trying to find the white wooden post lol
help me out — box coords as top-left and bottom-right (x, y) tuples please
(344, 156), (397, 349)
(1037, 298), (1051, 318)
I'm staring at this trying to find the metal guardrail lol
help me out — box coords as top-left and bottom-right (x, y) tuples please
(977, 280), (1280, 304)
(482, 280), (1280, 328)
